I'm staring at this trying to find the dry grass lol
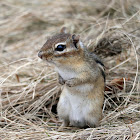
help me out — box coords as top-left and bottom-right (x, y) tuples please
(0, 0), (140, 139)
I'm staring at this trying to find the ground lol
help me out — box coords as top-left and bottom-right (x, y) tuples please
(0, 0), (140, 139)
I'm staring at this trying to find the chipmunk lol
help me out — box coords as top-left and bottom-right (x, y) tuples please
(38, 27), (105, 128)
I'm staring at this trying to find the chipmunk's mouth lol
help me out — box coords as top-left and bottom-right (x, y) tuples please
(46, 59), (52, 63)
(38, 51), (53, 61)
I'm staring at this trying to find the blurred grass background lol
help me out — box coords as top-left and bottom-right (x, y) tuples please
(0, 0), (140, 139)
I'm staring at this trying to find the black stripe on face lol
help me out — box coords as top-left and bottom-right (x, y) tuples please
(54, 50), (79, 58)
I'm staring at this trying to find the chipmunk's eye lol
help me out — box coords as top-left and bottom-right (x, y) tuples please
(55, 45), (66, 51)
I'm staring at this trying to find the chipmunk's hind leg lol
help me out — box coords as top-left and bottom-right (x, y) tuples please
(70, 120), (87, 128)
(85, 113), (101, 128)
(58, 118), (70, 131)
(61, 119), (69, 127)
(57, 107), (70, 127)
(86, 118), (98, 128)
(57, 90), (70, 129)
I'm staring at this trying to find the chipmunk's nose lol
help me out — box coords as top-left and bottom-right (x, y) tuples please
(38, 51), (43, 59)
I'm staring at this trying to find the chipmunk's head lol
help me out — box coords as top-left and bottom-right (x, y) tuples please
(38, 27), (85, 66)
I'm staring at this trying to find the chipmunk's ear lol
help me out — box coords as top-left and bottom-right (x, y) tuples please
(72, 34), (80, 48)
(72, 34), (80, 42)
(60, 27), (67, 34)
(66, 36), (73, 46)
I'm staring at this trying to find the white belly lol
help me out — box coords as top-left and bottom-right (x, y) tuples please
(68, 93), (87, 120)
(55, 67), (77, 80)
(62, 87), (89, 126)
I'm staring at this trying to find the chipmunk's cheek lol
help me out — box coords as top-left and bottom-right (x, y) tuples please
(42, 57), (47, 61)
(45, 56), (55, 63)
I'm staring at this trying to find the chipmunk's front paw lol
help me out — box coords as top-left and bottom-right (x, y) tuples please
(66, 78), (77, 87)
(58, 75), (65, 85)
(59, 77), (65, 85)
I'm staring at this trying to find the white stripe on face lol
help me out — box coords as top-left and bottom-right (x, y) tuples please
(54, 42), (66, 49)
